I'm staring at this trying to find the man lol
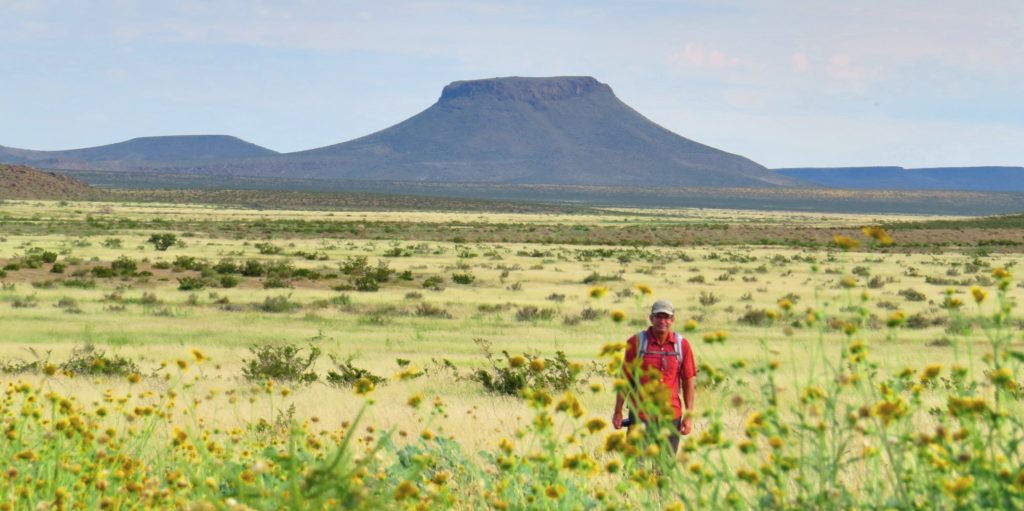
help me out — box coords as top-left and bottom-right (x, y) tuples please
(612, 299), (697, 454)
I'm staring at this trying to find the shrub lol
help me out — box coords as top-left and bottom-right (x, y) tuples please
(240, 259), (265, 277)
(61, 345), (140, 377)
(50, 263), (65, 274)
(738, 309), (772, 326)
(515, 306), (556, 322)
(148, 233), (177, 251)
(254, 242), (283, 255)
(339, 256), (371, 275)
(451, 272), (475, 285)
(353, 275), (379, 292)
(325, 355), (386, 388)
(172, 256), (204, 271)
(111, 256), (138, 274)
(241, 344), (319, 383)
(219, 275), (241, 288)
(422, 275), (444, 290)
(263, 275), (293, 289)
(11, 294), (38, 308)
(177, 276), (207, 291)
(582, 272), (620, 284)
(415, 302), (452, 318)
(213, 259), (240, 274)
(699, 291), (721, 307)
(469, 338), (590, 396)
(898, 288), (927, 302)
(258, 294), (299, 313)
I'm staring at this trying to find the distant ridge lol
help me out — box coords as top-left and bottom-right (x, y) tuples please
(0, 164), (99, 199)
(0, 135), (277, 171)
(774, 166), (1024, 192)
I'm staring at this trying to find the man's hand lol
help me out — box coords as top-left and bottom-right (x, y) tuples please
(612, 411), (623, 429)
(679, 416), (693, 435)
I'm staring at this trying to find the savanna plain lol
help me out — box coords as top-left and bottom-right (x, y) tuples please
(1, 198), (1023, 510)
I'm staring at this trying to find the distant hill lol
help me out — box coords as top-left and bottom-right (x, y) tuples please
(0, 77), (799, 188)
(774, 166), (1024, 192)
(0, 164), (100, 199)
(0, 135), (277, 171)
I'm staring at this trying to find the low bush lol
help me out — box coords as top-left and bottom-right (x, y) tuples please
(451, 272), (475, 285)
(415, 302), (452, 318)
(738, 308), (772, 326)
(61, 345), (140, 377)
(515, 306), (556, 322)
(241, 344), (319, 383)
(469, 338), (589, 396)
(259, 295), (299, 313)
(325, 355), (387, 388)
(177, 276), (207, 291)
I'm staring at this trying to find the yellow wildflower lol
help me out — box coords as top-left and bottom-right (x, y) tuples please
(833, 235), (860, 251)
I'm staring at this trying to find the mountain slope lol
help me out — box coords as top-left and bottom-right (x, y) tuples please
(0, 164), (99, 199)
(275, 76), (796, 187)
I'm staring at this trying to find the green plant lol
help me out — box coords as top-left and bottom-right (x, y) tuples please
(451, 272), (475, 285)
(148, 233), (178, 251)
(255, 242), (283, 255)
(414, 302), (452, 318)
(60, 344), (140, 376)
(259, 294), (299, 313)
(515, 306), (556, 322)
(177, 276), (207, 291)
(325, 355), (387, 388)
(469, 338), (588, 396)
(241, 344), (320, 383)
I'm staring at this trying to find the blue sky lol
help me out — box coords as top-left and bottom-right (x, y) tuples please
(2, 0), (1021, 168)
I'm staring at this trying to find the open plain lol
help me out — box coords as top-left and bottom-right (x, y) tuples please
(1, 198), (1022, 509)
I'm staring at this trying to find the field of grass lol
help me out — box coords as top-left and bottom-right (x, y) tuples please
(0, 199), (1022, 509)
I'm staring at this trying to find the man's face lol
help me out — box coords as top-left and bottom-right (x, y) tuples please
(649, 312), (675, 334)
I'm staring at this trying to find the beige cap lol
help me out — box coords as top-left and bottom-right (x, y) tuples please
(650, 299), (675, 316)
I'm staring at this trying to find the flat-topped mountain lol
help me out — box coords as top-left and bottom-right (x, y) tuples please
(282, 76), (797, 187)
(0, 164), (99, 199)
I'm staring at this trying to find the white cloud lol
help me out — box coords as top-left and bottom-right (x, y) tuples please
(790, 52), (809, 74)
(667, 43), (739, 70)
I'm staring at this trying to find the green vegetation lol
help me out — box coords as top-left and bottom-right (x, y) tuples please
(0, 199), (1023, 508)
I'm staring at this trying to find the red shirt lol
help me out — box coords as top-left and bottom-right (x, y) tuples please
(623, 328), (697, 420)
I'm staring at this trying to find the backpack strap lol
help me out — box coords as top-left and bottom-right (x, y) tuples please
(639, 331), (685, 363)
(674, 333), (684, 364)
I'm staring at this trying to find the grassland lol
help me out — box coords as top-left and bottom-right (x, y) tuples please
(0, 199), (1022, 509)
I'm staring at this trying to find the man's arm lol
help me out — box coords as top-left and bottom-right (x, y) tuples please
(612, 393), (625, 429)
(680, 376), (695, 435)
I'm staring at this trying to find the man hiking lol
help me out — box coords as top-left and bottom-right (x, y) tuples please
(612, 299), (696, 454)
